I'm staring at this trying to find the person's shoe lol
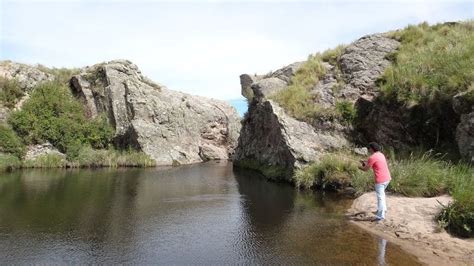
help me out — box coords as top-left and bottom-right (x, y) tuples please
(373, 216), (385, 222)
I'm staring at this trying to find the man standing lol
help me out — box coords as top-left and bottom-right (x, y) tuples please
(359, 142), (392, 221)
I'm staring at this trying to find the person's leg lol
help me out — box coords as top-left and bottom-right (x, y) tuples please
(375, 183), (384, 219)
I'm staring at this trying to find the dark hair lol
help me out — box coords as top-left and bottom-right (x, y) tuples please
(367, 142), (382, 152)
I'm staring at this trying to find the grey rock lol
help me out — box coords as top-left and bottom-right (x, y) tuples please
(251, 77), (287, 99)
(234, 96), (348, 181)
(339, 34), (399, 98)
(353, 147), (368, 156)
(239, 61), (303, 100)
(453, 91), (474, 162)
(24, 142), (66, 161)
(71, 60), (241, 165)
(456, 111), (474, 163)
(0, 61), (54, 92)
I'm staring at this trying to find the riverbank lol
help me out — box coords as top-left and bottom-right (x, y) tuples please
(347, 192), (474, 265)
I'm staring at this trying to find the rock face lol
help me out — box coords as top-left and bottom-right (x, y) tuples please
(453, 91), (474, 163)
(234, 94), (347, 181)
(71, 60), (240, 165)
(339, 34), (399, 99)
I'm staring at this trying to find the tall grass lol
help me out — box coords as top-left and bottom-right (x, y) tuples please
(293, 152), (372, 192)
(381, 21), (474, 104)
(23, 154), (67, 168)
(0, 124), (25, 158)
(0, 154), (21, 172)
(271, 54), (326, 120)
(71, 147), (156, 168)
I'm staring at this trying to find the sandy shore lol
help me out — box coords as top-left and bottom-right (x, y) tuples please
(347, 192), (474, 265)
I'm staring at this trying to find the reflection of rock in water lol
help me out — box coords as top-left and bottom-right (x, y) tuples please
(233, 167), (295, 227)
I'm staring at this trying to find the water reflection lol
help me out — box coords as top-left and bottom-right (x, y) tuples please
(378, 238), (387, 266)
(0, 162), (420, 264)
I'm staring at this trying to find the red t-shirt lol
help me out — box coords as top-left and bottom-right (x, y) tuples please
(367, 152), (391, 184)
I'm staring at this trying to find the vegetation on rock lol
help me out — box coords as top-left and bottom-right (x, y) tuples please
(381, 21), (474, 104)
(0, 77), (24, 109)
(8, 81), (114, 159)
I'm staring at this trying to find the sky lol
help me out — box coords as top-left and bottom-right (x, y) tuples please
(0, 0), (473, 102)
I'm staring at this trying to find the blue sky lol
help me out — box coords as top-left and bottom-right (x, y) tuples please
(1, 0), (473, 103)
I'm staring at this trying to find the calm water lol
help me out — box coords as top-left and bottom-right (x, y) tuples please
(0, 162), (420, 264)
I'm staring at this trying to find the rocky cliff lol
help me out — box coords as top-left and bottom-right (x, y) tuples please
(234, 28), (473, 180)
(0, 60), (241, 165)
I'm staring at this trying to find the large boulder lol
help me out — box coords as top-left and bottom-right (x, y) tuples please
(71, 60), (241, 165)
(234, 92), (348, 181)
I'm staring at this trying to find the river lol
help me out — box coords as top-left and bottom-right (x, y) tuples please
(0, 161), (420, 264)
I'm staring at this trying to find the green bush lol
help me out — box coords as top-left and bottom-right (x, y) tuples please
(0, 153), (21, 172)
(381, 21), (474, 104)
(23, 154), (67, 168)
(8, 81), (114, 158)
(0, 77), (24, 108)
(0, 124), (25, 158)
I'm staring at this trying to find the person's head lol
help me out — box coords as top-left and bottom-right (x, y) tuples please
(367, 142), (382, 154)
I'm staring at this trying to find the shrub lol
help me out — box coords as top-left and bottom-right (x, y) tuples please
(8, 81), (114, 157)
(0, 153), (21, 172)
(0, 124), (25, 158)
(0, 77), (24, 108)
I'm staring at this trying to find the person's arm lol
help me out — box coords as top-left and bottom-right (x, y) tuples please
(358, 160), (370, 171)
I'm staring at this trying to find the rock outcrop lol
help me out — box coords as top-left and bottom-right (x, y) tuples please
(234, 34), (399, 180)
(71, 60), (240, 165)
(24, 142), (66, 161)
(0, 61), (54, 122)
(239, 61), (304, 100)
(0, 61), (54, 92)
(234, 94), (347, 181)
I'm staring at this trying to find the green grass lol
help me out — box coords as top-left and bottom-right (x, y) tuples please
(0, 153), (21, 172)
(0, 77), (24, 109)
(37, 65), (81, 85)
(23, 153), (67, 168)
(0, 124), (25, 158)
(70, 147), (156, 168)
(381, 21), (474, 104)
(7, 81), (114, 159)
(293, 152), (372, 192)
(271, 54), (326, 120)
(271, 46), (350, 123)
